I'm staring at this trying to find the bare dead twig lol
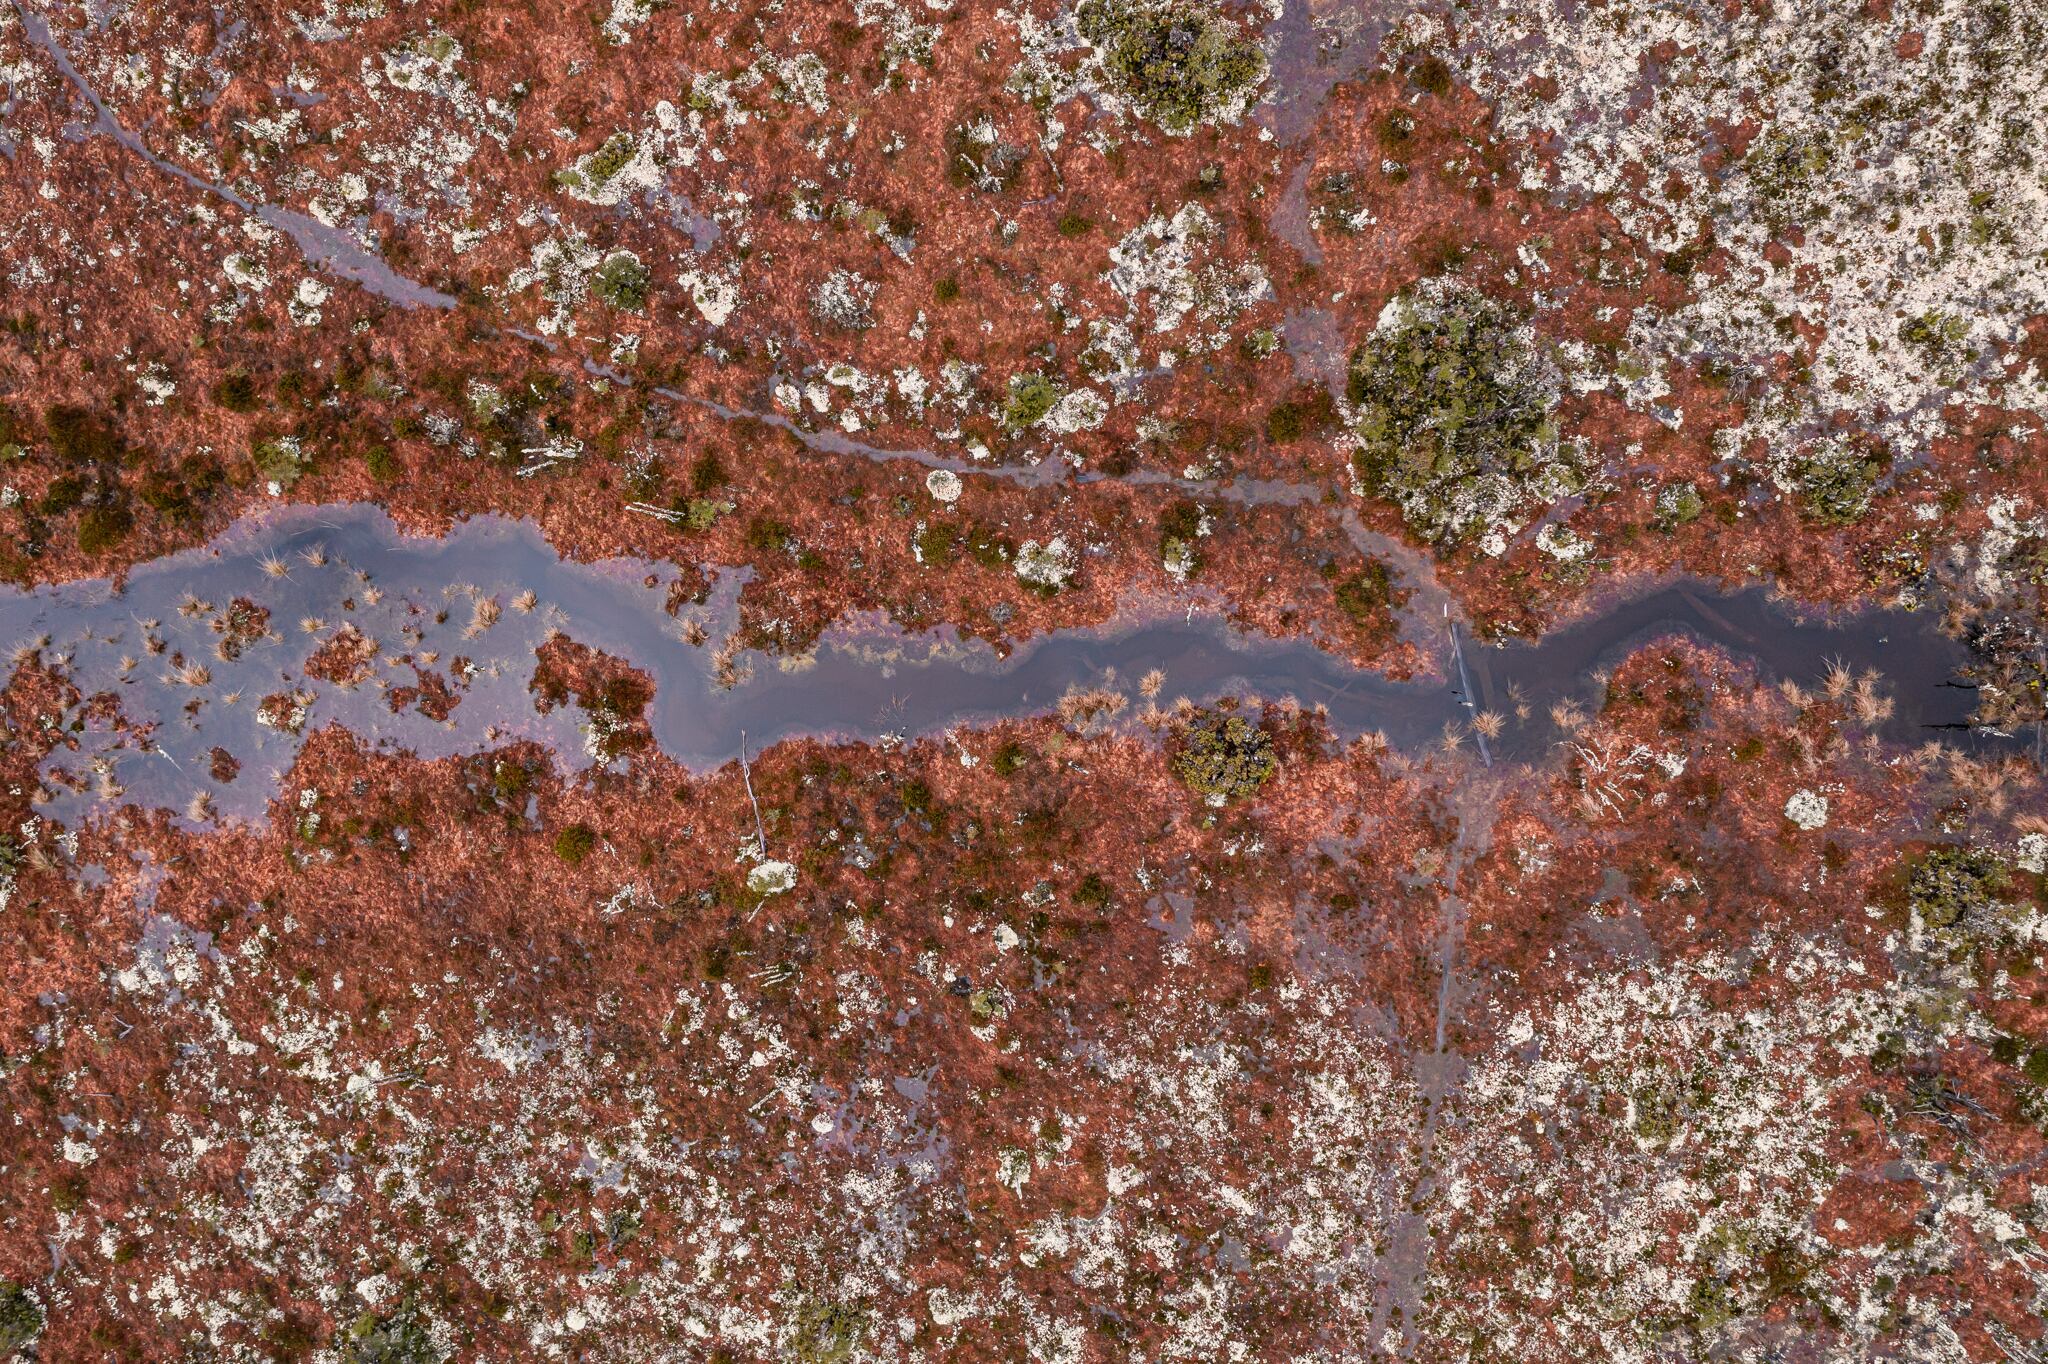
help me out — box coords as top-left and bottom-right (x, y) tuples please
(739, 730), (768, 856)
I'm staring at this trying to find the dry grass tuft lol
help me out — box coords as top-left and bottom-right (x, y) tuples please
(465, 597), (502, 638)
(1852, 673), (1894, 725)
(1057, 685), (1128, 731)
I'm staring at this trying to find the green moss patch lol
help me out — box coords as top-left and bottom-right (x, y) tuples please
(1002, 372), (1059, 430)
(1907, 845), (2012, 939)
(554, 823), (598, 865)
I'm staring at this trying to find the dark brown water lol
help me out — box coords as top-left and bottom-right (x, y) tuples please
(0, 504), (1997, 827)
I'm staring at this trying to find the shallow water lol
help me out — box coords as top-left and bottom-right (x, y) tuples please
(0, 504), (1997, 827)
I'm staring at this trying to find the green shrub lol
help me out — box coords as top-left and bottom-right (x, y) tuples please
(1056, 212), (1095, 238)
(792, 1299), (865, 1363)
(0, 1282), (41, 1353)
(138, 455), (223, 526)
(37, 474), (86, 516)
(1654, 481), (1705, 529)
(1159, 499), (1203, 578)
(690, 450), (730, 492)
(556, 133), (638, 193)
(744, 515), (793, 552)
(1267, 388), (1335, 444)
(1411, 55), (1453, 96)
(363, 445), (400, 482)
(991, 739), (1030, 777)
(1332, 561), (1398, 635)
(1173, 712), (1278, 803)
(933, 276), (961, 302)
(44, 403), (122, 465)
(1898, 310), (1970, 374)
(914, 520), (959, 566)
(1266, 401), (1308, 443)
(1077, 0), (1267, 136)
(592, 251), (652, 312)
(1348, 282), (1567, 543)
(585, 135), (636, 182)
(680, 497), (731, 531)
(1376, 107), (1419, 151)
(341, 1304), (443, 1364)
(1790, 444), (1885, 526)
(554, 823), (598, 865)
(251, 438), (308, 490)
(964, 523), (1012, 569)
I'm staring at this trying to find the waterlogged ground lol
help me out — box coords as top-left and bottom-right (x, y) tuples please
(0, 507), (2044, 1363)
(6, 0), (2048, 1359)
(3, 607), (2048, 1362)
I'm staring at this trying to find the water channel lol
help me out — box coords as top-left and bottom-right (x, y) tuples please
(0, 503), (1998, 827)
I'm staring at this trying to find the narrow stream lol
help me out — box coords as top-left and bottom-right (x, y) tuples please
(0, 504), (1997, 827)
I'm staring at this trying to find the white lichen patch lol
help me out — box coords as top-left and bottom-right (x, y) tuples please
(1014, 536), (1079, 592)
(1784, 789), (1829, 830)
(1447, 0), (2048, 479)
(747, 860), (798, 895)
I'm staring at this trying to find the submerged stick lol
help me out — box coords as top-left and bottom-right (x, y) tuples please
(1446, 606), (1492, 768)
